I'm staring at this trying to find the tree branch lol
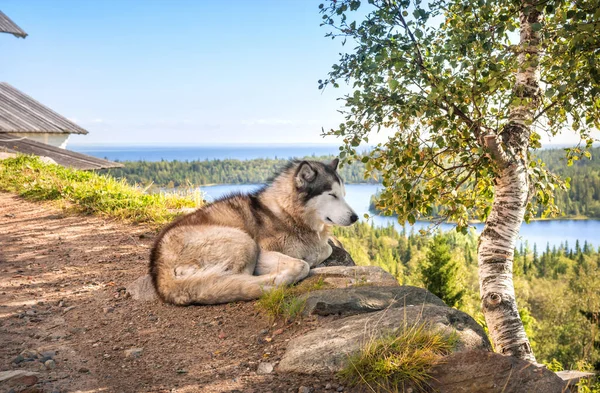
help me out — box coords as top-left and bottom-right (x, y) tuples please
(484, 134), (511, 169)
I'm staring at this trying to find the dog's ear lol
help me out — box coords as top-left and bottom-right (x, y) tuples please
(329, 158), (339, 171)
(295, 161), (316, 188)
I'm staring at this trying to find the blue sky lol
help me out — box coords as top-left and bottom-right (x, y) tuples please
(1, 0), (352, 145)
(1, 1), (594, 147)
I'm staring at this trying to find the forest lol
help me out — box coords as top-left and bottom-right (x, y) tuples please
(332, 222), (600, 372)
(103, 156), (373, 186)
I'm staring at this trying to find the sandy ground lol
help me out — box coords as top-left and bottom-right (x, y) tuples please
(0, 193), (351, 393)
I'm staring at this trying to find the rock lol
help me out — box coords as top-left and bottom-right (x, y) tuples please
(556, 370), (595, 389)
(256, 362), (274, 375)
(44, 359), (56, 369)
(318, 238), (356, 267)
(12, 354), (24, 364)
(62, 306), (76, 314)
(278, 304), (491, 374)
(124, 348), (144, 358)
(126, 275), (159, 301)
(0, 370), (39, 384)
(20, 349), (39, 359)
(302, 286), (446, 317)
(40, 351), (56, 359)
(78, 368), (90, 373)
(307, 266), (399, 288)
(428, 350), (569, 393)
(298, 387), (311, 393)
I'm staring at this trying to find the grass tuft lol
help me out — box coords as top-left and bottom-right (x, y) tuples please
(0, 155), (201, 225)
(256, 276), (328, 322)
(339, 322), (458, 393)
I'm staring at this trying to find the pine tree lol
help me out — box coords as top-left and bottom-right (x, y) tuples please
(421, 233), (465, 308)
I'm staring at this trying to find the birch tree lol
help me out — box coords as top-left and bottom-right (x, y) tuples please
(320, 0), (600, 362)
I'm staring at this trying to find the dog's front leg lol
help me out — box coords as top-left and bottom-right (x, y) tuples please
(307, 242), (333, 268)
(254, 250), (310, 286)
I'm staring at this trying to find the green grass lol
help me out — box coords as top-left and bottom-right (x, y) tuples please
(339, 322), (458, 393)
(0, 155), (202, 225)
(256, 276), (328, 322)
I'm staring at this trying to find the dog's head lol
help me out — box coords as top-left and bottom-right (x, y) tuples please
(294, 158), (358, 227)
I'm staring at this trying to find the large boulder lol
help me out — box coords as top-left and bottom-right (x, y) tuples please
(302, 286), (446, 317)
(307, 265), (399, 288)
(428, 350), (570, 393)
(278, 304), (491, 374)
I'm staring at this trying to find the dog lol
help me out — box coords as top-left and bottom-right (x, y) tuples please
(149, 158), (358, 305)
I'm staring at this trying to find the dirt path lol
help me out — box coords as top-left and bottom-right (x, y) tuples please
(0, 193), (347, 393)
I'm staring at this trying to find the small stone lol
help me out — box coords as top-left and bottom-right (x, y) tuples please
(44, 359), (56, 369)
(273, 328), (284, 335)
(26, 310), (37, 316)
(102, 307), (114, 314)
(0, 370), (40, 384)
(62, 306), (76, 314)
(78, 367), (89, 373)
(20, 349), (39, 359)
(259, 329), (268, 335)
(12, 354), (24, 364)
(124, 348), (143, 358)
(325, 383), (332, 390)
(298, 387), (311, 393)
(176, 369), (188, 374)
(337, 386), (344, 392)
(256, 362), (274, 375)
(40, 351), (56, 359)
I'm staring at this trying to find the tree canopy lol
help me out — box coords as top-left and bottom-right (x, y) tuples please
(320, 0), (599, 229)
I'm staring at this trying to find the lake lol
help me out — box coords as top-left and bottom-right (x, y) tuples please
(199, 183), (600, 249)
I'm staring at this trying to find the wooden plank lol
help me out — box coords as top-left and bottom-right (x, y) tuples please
(0, 83), (88, 134)
(0, 134), (122, 170)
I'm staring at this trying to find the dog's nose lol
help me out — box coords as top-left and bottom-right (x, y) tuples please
(350, 213), (358, 223)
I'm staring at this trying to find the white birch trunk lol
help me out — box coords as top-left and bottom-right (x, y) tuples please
(477, 1), (542, 363)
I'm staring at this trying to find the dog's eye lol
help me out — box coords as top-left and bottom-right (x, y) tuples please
(329, 193), (338, 199)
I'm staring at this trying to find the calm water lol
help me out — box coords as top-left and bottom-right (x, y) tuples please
(71, 144), (346, 161)
(200, 183), (600, 249)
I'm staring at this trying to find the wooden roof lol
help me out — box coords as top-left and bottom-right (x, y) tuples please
(0, 82), (88, 135)
(0, 134), (122, 170)
(0, 10), (27, 38)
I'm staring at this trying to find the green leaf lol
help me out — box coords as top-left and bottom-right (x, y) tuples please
(531, 23), (542, 31)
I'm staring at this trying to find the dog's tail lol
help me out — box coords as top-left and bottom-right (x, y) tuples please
(155, 266), (270, 306)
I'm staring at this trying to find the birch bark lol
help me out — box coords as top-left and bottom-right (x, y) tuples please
(477, 1), (542, 363)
